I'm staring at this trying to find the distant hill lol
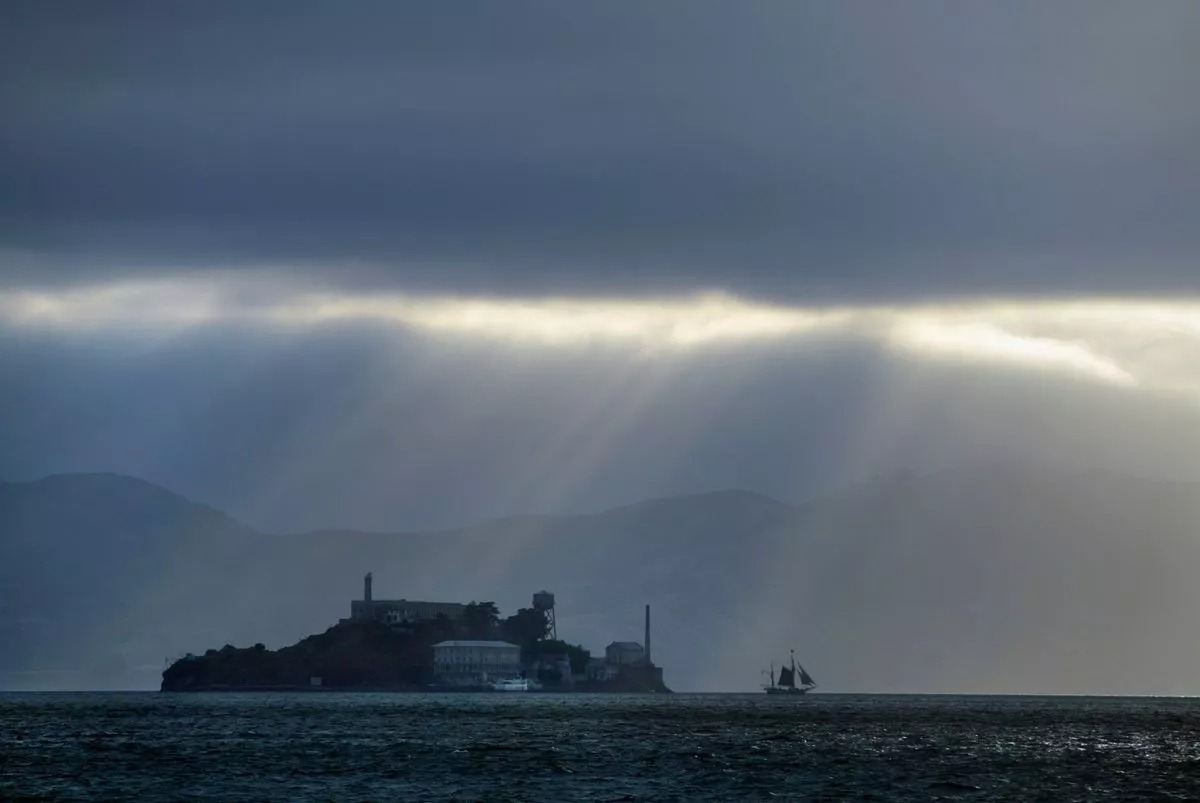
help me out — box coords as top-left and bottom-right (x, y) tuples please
(3, 467), (1200, 693)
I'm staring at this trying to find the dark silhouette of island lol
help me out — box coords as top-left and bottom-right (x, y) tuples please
(161, 595), (670, 692)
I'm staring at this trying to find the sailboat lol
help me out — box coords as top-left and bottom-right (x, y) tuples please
(764, 649), (816, 694)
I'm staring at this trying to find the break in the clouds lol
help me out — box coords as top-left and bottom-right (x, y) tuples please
(7, 276), (1200, 395)
(2, 1), (1199, 298)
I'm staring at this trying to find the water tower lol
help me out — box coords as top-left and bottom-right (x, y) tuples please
(533, 590), (557, 640)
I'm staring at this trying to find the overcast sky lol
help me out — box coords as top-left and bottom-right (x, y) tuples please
(3, 1), (1200, 530)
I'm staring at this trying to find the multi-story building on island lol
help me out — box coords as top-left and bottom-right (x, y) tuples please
(349, 573), (465, 625)
(593, 606), (664, 688)
(605, 641), (646, 666)
(433, 640), (522, 686)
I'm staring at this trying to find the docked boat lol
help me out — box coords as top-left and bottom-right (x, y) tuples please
(764, 650), (816, 694)
(490, 678), (530, 691)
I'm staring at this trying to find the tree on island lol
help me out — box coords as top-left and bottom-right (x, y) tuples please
(461, 601), (501, 639)
(500, 607), (550, 647)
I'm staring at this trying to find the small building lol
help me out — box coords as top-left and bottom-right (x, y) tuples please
(605, 641), (646, 666)
(433, 640), (522, 686)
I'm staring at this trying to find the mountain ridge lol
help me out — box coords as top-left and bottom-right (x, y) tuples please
(0, 473), (794, 537)
(0, 471), (258, 535)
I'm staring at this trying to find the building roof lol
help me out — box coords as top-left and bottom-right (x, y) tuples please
(607, 641), (644, 650)
(433, 640), (520, 648)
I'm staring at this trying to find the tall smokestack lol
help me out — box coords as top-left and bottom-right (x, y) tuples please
(364, 572), (373, 603)
(644, 604), (651, 665)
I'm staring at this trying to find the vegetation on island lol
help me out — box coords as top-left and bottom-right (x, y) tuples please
(161, 600), (600, 691)
(162, 618), (444, 690)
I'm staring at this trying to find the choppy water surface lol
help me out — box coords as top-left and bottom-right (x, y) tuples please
(2, 693), (1199, 801)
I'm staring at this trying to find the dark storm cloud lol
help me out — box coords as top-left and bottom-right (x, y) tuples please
(3, 1), (1198, 299)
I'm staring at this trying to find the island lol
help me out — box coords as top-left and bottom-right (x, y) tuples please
(161, 577), (669, 693)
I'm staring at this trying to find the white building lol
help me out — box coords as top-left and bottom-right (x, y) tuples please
(433, 640), (522, 686)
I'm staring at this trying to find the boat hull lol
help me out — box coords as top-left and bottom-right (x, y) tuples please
(765, 686), (810, 695)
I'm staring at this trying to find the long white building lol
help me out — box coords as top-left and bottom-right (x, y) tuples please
(433, 640), (522, 686)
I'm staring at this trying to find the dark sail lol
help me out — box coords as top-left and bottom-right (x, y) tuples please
(798, 664), (815, 687)
(777, 665), (795, 687)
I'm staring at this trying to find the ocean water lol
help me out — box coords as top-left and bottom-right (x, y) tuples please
(2, 693), (1198, 801)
